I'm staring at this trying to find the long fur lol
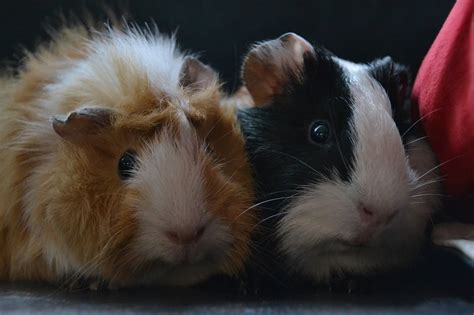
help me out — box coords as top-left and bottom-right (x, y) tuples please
(0, 21), (255, 287)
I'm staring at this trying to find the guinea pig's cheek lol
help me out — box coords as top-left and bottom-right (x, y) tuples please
(126, 182), (233, 269)
(277, 181), (358, 255)
(200, 171), (254, 273)
(197, 219), (233, 259)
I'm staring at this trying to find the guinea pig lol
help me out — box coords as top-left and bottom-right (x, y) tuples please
(237, 33), (442, 284)
(0, 22), (256, 288)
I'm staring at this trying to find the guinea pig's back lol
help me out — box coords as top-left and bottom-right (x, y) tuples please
(0, 76), (21, 217)
(0, 27), (91, 280)
(0, 76), (27, 279)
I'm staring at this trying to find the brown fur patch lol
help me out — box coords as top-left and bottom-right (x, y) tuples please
(0, 22), (256, 287)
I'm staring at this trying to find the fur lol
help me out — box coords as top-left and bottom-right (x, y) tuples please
(278, 59), (440, 281)
(238, 33), (441, 283)
(0, 22), (255, 287)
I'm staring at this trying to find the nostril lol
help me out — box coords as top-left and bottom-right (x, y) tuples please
(165, 225), (206, 245)
(358, 204), (399, 226)
(165, 231), (180, 244)
(361, 207), (374, 217)
(358, 205), (377, 224)
(385, 210), (398, 224)
(196, 225), (206, 239)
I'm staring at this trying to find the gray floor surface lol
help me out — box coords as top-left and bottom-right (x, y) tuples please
(0, 247), (473, 314)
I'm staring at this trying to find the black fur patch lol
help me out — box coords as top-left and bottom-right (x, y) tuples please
(238, 48), (355, 224)
(237, 48), (356, 286)
(238, 49), (415, 286)
(367, 57), (413, 135)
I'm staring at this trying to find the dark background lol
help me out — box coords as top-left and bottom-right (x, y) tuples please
(0, 0), (454, 92)
(1, 1), (473, 314)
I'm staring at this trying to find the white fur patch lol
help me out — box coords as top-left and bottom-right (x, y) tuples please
(43, 28), (187, 115)
(129, 123), (232, 285)
(342, 59), (411, 222)
(277, 58), (440, 281)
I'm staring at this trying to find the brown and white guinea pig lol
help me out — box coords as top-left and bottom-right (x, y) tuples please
(237, 33), (442, 283)
(0, 22), (256, 288)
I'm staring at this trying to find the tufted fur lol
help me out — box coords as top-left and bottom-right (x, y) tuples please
(0, 22), (255, 287)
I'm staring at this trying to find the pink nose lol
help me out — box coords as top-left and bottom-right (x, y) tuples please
(353, 205), (398, 245)
(165, 225), (206, 245)
(358, 205), (398, 226)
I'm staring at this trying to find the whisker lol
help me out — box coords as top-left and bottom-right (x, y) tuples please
(415, 156), (461, 182)
(246, 242), (281, 259)
(411, 193), (450, 198)
(401, 108), (442, 139)
(262, 149), (321, 177)
(234, 194), (299, 221)
(410, 178), (443, 191)
(263, 189), (301, 196)
(405, 148), (428, 153)
(405, 136), (427, 146)
(204, 115), (225, 141)
(60, 222), (135, 289)
(208, 129), (234, 148)
(254, 211), (291, 227)
(329, 105), (351, 172)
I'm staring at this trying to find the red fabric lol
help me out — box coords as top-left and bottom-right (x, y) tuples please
(412, 0), (474, 222)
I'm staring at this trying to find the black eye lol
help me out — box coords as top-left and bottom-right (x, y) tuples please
(118, 150), (138, 180)
(309, 121), (330, 144)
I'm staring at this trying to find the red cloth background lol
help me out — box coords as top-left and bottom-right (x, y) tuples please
(412, 0), (474, 222)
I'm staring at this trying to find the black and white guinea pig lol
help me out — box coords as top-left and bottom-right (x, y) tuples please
(237, 33), (441, 283)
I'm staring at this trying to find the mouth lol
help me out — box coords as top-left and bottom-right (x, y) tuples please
(175, 254), (217, 267)
(304, 239), (375, 257)
(340, 238), (378, 248)
(138, 254), (224, 287)
(151, 246), (225, 269)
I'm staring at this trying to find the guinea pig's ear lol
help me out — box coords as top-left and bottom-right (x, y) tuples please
(228, 86), (255, 108)
(368, 57), (411, 122)
(180, 57), (217, 91)
(52, 107), (116, 143)
(242, 32), (314, 106)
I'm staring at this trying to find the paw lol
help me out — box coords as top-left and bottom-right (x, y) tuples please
(432, 222), (474, 261)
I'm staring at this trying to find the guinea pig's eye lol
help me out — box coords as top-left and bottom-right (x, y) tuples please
(118, 150), (138, 180)
(309, 121), (330, 144)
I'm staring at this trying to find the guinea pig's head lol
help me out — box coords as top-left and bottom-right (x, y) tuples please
(238, 33), (441, 282)
(25, 30), (255, 287)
